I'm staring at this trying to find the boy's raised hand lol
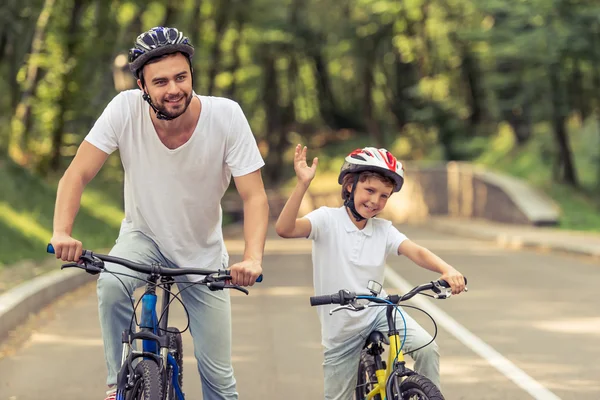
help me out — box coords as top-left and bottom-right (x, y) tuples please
(294, 144), (318, 185)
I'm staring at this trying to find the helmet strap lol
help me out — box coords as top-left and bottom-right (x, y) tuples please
(142, 91), (174, 121)
(343, 175), (366, 222)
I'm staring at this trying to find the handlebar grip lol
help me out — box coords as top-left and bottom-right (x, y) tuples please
(47, 243), (89, 257)
(438, 277), (467, 287)
(309, 294), (340, 306)
(222, 269), (263, 283)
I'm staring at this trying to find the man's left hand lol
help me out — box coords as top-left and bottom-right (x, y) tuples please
(229, 259), (262, 287)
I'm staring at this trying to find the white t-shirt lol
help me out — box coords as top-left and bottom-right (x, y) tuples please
(85, 90), (264, 277)
(305, 206), (407, 349)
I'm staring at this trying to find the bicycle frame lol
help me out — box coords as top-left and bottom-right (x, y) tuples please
(364, 306), (415, 400)
(116, 274), (185, 400)
(45, 244), (260, 400)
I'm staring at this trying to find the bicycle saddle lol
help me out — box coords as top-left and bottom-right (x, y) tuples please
(364, 330), (390, 348)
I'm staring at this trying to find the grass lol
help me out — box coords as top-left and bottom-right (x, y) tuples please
(474, 119), (600, 232)
(0, 156), (123, 267)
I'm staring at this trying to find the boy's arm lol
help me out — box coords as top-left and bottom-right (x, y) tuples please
(275, 182), (312, 238)
(398, 239), (466, 294)
(275, 144), (317, 239)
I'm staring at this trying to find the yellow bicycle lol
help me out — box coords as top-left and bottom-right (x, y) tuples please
(310, 278), (466, 400)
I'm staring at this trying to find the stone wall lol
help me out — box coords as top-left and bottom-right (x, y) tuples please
(296, 162), (560, 226)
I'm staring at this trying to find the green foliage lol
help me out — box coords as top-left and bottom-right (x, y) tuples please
(0, 156), (123, 267)
(2, 0), (600, 265)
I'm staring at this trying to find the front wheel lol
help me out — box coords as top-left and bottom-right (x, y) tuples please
(165, 327), (184, 400)
(127, 360), (163, 400)
(355, 350), (381, 400)
(392, 374), (444, 400)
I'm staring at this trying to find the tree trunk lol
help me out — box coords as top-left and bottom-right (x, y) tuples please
(549, 62), (578, 186)
(493, 9), (533, 145)
(568, 58), (588, 120)
(261, 49), (284, 184)
(163, 3), (178, 27)
(363, 54), (383, 147)
(461, 49), (485, 128)
(8, 0), (56, 165)
(224, 14), (245, 99)
(48, 0), (86, 173)
(207, 0), (232, 95)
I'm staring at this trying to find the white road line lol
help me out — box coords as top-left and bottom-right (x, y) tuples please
(384, 266), (562, 400)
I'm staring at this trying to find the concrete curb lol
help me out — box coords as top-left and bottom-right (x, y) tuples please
(0, 268), (96, 340)
(428, 220), (600, 259)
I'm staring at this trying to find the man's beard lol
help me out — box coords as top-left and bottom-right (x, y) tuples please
(154, 91), (194, 119)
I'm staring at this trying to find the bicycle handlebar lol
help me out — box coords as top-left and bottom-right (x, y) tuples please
(309, 277), (467, 307)
(46, 244), (263, 282)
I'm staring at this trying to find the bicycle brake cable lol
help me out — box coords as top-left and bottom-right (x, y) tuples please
(400, 304), (438, 356)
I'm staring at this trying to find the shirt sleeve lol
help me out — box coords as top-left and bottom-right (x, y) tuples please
(84, 92), (128, 154)
(305, 207), (330, 241)
(387, 224), (408, 256)
(225, 102), (265, 177)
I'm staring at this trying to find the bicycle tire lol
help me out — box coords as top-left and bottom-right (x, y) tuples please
(394, 374), (444, 400)
(126, 360), (163, 400)
(165, 327), (184, 399)
(354, 349), (381, 400)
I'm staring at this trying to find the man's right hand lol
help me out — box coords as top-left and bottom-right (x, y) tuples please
(50, 233), (83, 261)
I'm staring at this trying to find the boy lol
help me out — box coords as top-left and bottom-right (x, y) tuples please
(275, 145), (466, 400)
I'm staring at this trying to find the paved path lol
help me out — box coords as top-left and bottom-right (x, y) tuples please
(1, 223), (599, 399)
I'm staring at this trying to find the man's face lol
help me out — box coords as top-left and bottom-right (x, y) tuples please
(138, 53), (193, 119)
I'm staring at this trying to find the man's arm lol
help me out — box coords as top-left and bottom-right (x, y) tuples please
(229, 169), (269, 286)
(51, 141), (109, 261)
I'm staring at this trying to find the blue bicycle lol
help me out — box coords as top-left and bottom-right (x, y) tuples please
(47, 244), (262, 400)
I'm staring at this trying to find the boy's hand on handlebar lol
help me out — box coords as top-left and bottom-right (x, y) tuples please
(229, 259), (262, 287)
(50, 233), (83, 262)
(440, 267), (466, 295)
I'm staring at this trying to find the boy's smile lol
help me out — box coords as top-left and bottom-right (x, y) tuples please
(347, 177), (393, 225)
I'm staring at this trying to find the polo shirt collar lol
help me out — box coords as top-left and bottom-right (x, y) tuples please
(339, 206), (373, 236)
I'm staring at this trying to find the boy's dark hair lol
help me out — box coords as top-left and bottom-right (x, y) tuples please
(340, 171), (395, 201)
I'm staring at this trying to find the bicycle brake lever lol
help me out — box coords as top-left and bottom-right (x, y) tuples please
(434, 290), (452, 299)
(226, 285), (249, 295)
(61, 262), (85, 270)
(329, 302), (365, 315)
(207, 281), (249, 295)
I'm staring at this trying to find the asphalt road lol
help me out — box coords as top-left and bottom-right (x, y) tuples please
(1, 224), (598, 400)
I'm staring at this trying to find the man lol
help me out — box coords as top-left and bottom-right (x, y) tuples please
(50, 26), (268, 400)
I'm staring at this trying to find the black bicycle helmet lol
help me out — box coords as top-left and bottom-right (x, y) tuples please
(128, 26), (194, 79)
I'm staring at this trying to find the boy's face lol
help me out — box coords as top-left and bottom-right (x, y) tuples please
(348, 177), (394, 218)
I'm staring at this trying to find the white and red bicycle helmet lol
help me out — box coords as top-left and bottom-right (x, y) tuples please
(338, 147), (404, 192)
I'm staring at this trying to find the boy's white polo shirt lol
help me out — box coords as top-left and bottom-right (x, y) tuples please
(305, 206), (407, 349)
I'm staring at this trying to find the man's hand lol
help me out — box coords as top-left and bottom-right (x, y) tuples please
(50, 233), (83, 261)
(229, 259), (263, 287)
(439, 267), (466, 295)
